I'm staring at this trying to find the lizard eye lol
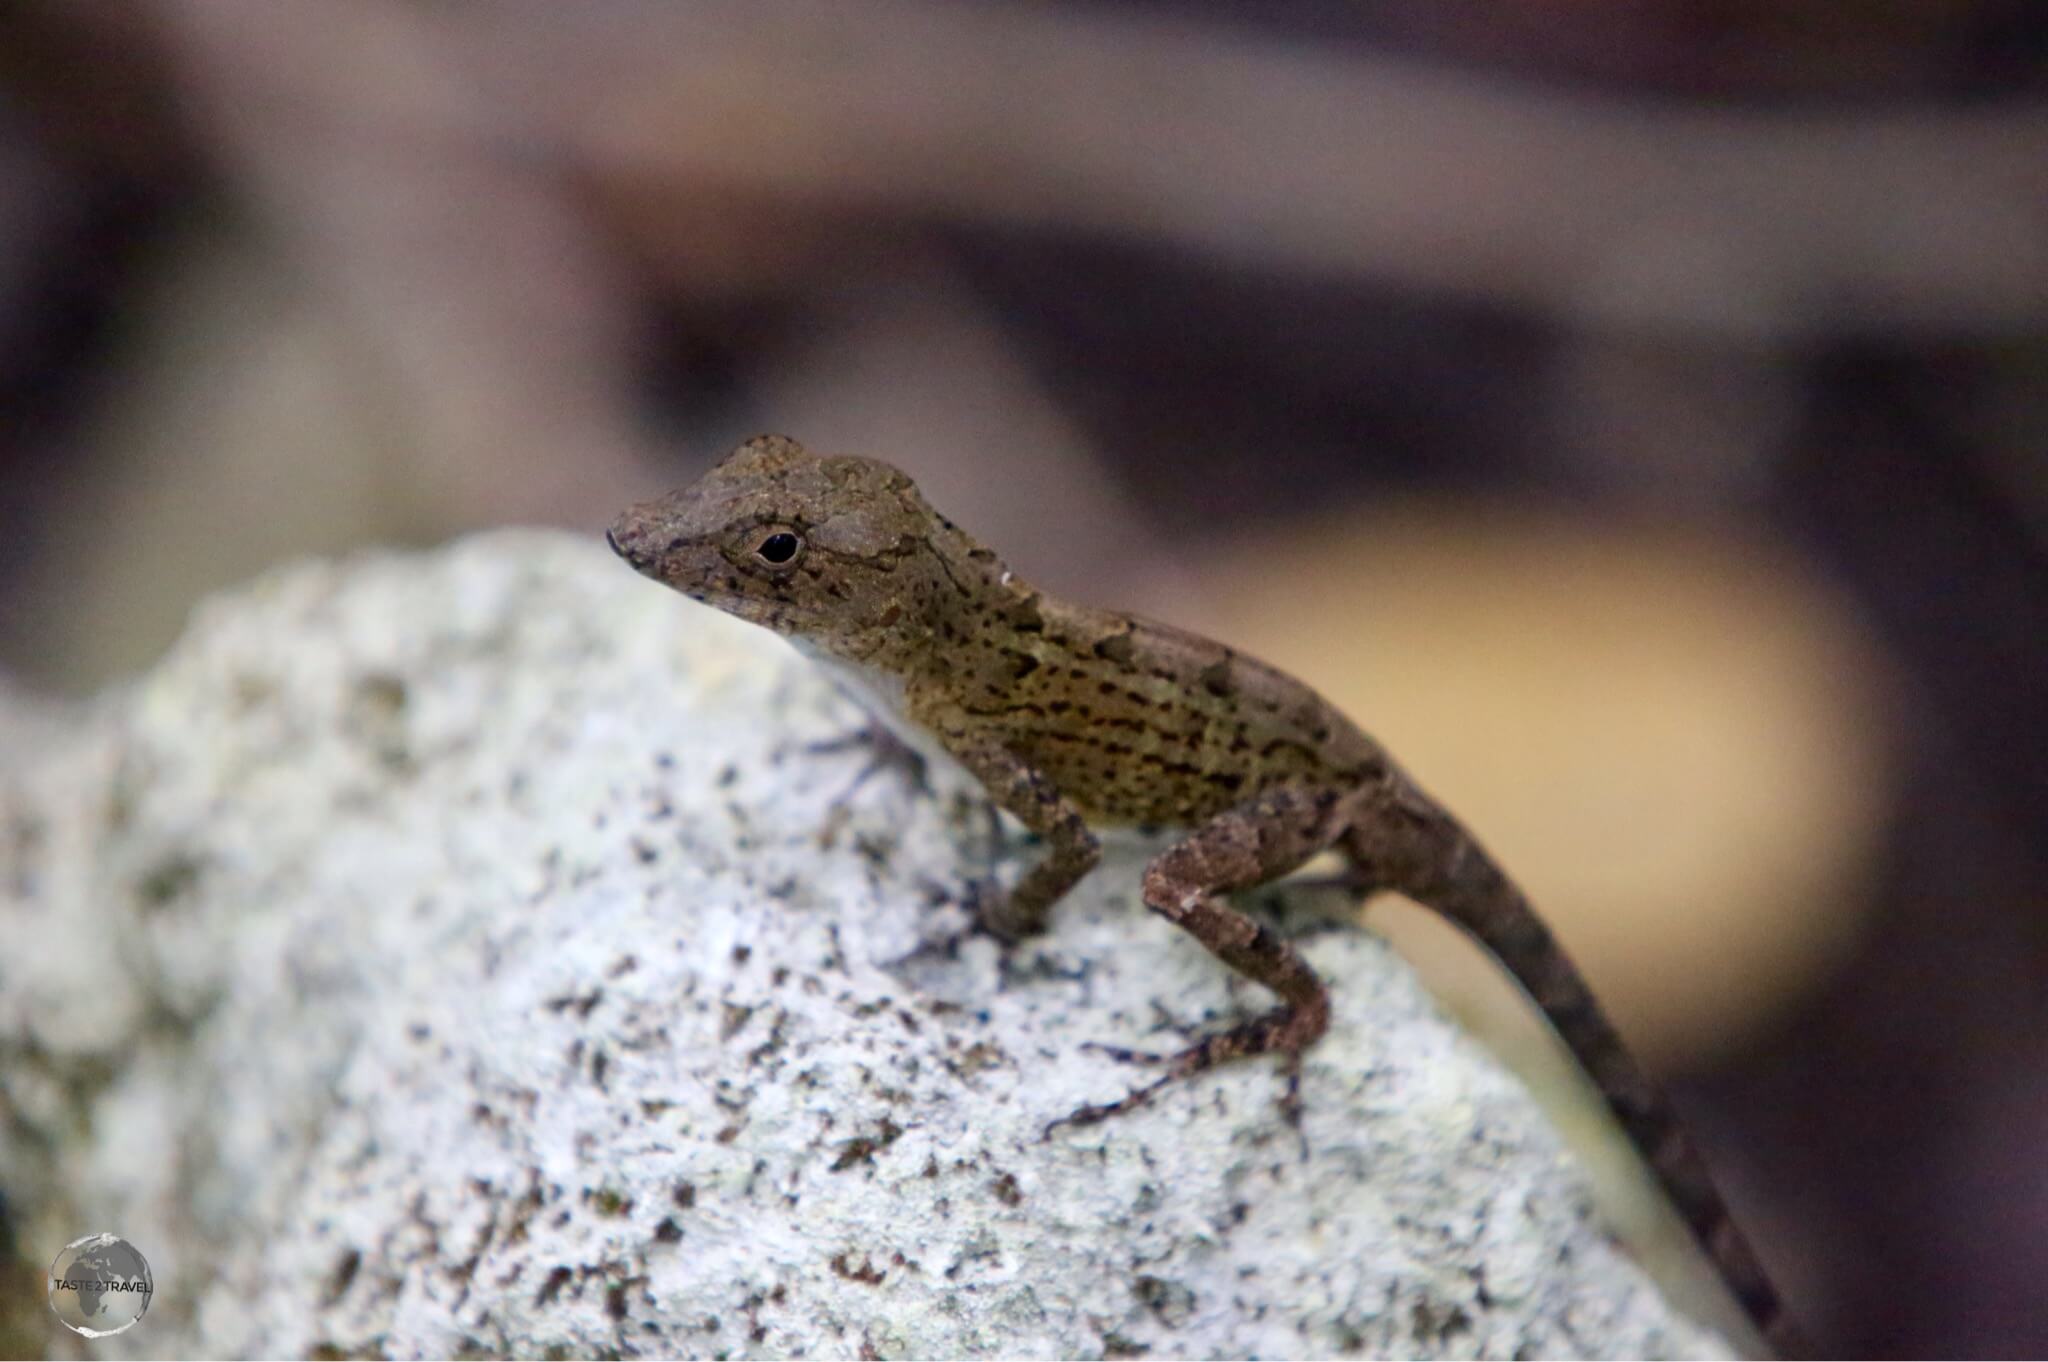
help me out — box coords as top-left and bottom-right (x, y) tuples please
(752, 529), (804, 567)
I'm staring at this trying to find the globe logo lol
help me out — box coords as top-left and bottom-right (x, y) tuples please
(47, 1233), (153, 1337)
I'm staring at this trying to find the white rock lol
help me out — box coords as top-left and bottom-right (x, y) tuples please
(0, 531), (1730, 1359)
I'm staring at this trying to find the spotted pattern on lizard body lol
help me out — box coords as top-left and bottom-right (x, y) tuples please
(608, 434), (1800, 1356)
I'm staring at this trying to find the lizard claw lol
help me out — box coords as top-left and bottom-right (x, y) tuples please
(1078, 1040), (1172, 1066)
(1041, 1070), (1181, 1138)
(885, 927), (976, 970)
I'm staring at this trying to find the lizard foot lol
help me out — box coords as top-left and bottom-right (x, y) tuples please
(1045, 1009), (1314, 1148)
(807, 720), (932, 805)
(884, 876), (1017, 970)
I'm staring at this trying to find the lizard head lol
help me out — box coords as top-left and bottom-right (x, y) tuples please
(608, 434), (968, 660)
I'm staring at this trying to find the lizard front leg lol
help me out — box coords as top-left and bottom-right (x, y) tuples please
(933, 725), (1101, 941)
(1055, 785), (1346, 1132)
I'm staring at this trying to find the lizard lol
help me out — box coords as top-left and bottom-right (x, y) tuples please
(608, 433), (1801, 1355)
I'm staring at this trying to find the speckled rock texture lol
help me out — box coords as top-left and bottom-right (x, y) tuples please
(0, 532), (1731, 1359)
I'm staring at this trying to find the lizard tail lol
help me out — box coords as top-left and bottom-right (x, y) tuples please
(1341, 791), (1805, 1359)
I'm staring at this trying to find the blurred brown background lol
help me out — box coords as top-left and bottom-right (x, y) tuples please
(0, 2), (2042, 1355)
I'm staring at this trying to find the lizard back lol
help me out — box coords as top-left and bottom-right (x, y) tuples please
(922, 593), (1387, 828)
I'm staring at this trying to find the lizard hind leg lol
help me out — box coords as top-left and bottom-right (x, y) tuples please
(1049, 786), (1346, 1136)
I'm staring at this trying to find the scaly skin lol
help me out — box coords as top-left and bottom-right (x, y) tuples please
(609, 434), (1800, 1355)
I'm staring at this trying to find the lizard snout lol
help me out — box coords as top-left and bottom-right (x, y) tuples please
(605, 512), (659, 572)
(607, 501), (713, 592)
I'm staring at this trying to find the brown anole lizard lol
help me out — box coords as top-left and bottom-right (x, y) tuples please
(609, 434), (1800, 1355)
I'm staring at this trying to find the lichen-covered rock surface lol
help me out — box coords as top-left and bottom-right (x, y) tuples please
(0, 531), (1730, 1359)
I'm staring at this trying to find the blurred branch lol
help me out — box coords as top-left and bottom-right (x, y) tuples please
(538, 0), (2048, 339)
